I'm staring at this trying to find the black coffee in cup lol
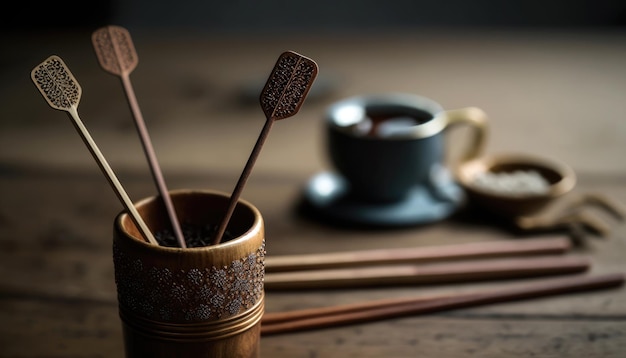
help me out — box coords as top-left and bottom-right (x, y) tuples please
(362, 111), (433, 137)
(326, 93), (487, 203)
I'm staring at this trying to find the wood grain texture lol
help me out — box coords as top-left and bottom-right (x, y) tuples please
(265, 236), (572, 272)
(3, 30), (626, 357)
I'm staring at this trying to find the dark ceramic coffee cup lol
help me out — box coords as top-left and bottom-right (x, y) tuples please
(326, 93), (488, 203)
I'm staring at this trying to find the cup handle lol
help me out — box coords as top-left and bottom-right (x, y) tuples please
(440, 107), (488, 163)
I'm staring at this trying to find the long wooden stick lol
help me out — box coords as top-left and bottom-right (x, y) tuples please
(31, 55), (157, 245)
(92, 25), (186, 248)
(212, 51), (318, 245)
(261, 273), (624, 335)
(211, 118), (275, 245)
(264, 256), (590, 290)
(265, 237), (572, 272)
(263, 295), (445, 325)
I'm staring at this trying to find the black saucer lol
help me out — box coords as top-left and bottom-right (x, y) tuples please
(301, 171), (464, 227)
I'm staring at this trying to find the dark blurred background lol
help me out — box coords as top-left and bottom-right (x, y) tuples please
(5, 0), (626, 33)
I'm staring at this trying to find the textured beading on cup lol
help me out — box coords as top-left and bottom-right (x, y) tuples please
(113, 241), (265, 323)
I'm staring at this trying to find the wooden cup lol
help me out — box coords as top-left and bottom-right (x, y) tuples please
(113, 189), (265, 358)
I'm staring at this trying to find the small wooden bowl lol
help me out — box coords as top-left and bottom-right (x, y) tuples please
(455, 153), (576, 218)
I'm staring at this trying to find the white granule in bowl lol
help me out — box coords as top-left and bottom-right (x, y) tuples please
(471, 170), (551, 196)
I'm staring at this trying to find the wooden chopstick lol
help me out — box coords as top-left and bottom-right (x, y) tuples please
(265, 237), (572, 273)
(264, 255), (590, 290)
(262, 295), (443, 325)
(261, 272), (625, 336)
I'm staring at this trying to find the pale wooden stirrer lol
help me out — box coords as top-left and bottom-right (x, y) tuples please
(31, 55), (158, 245)
(265, 236), (572, 272)
(212, 51), (318, 245)
(92, 25), (186, 248)
(264, 255), (591, 290)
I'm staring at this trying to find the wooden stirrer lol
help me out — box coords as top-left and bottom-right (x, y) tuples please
(31, 55), (158, 245)
(212, 51), (318, 245)
(261, 272), (625, 335)
(265, 236), (572, 272)
(92, 25), (186, 248)
(263, 255), (591, 290)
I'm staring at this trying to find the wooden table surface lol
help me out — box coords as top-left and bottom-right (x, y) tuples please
(1, 28), (626, 357)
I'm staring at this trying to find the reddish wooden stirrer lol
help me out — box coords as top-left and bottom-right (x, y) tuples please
(212, 51), (318, 245)
(31, 55), (158, 245)
(92, 25), (186, 248)
(261, 273), (625, 335)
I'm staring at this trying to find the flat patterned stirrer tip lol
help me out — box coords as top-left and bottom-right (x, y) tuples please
(31, 55), (81, 112)
(212, 51), (318, 246)
(92, 25), (138, 76)
(260, 51), (318, 121)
